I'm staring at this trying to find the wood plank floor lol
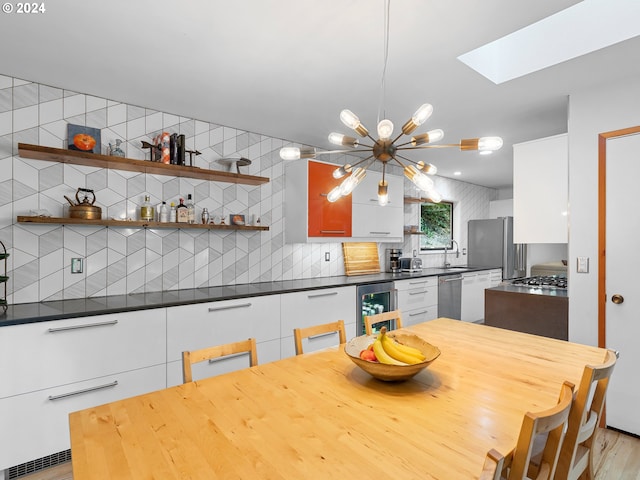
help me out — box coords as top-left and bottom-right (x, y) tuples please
(15, 428), (640, 479)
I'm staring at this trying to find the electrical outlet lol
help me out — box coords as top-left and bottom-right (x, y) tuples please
(325, 252), (330, 262)
(71, 258), (83, 274)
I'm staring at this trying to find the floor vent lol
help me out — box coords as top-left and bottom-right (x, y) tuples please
(8, 449), (71, 479)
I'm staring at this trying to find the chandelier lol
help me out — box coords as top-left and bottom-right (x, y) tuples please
(279, 1), (503, 206)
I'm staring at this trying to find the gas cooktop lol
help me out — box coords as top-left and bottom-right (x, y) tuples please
(510, 275), (567, 289)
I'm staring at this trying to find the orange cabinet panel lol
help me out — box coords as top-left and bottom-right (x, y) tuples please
(308, 161), (352, 237)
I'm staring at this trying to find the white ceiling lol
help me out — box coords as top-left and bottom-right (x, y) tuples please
(3, 0), (640, 189)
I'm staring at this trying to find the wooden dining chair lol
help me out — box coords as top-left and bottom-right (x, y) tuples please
(554, 349), (617, 480)
(363, 309), (403, 335)
(294, 320), (346, 355)
(182, 338), (258, 383)
(480, 381), (575, 480)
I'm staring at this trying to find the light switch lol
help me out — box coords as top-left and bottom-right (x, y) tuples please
(577, 256), (589, 273)
(71, 258), (83, 274)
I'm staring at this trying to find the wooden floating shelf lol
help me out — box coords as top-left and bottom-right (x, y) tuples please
(404, 230), (426, 235)
(17, 216), (269, 231)
(404, 196), (436, 204)
(17, 143), (270, 186)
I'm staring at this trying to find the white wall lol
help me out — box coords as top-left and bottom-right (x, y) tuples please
(568, 76), (640, 345)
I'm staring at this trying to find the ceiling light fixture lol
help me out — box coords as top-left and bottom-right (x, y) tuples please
(279, 0), (503, 205)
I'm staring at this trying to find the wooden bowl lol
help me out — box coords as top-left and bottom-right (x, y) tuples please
(344, 332), (440, 381)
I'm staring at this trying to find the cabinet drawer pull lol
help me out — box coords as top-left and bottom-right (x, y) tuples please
(369, 231), (391, 235)
(48, 319), (118, 333)
(409, 310), (429, 317)
(368, 199), (393, 204)
(48, 380), (118, 401)
(308, 331), (338, 340)
(409, 290), (429, 296)
(208, 302), (252, 312)
(307, 291), (339, 299)
(409, 280), (431, 285)
(320, 230), (346, 234)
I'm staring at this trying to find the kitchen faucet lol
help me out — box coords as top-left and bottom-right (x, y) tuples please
(443, 239), (460, 268)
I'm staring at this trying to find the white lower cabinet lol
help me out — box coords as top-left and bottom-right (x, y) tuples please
(0, 365), (165, 470)
(395, 277), (438, 327)
(166, 295), (282, 386)
(0, 309), (167, 472)
(280, 286), (356, 358)
(461, 271), (492, 323)
(489, 268), (503, 288)
(0, 310), (166, 399)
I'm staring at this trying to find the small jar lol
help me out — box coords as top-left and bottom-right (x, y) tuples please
(201, 208), (210, 224)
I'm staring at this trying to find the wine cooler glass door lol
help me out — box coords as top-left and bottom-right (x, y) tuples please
(357, 282), (398, 336)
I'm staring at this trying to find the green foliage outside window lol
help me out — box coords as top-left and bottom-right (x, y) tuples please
(420, 201), (453, 250)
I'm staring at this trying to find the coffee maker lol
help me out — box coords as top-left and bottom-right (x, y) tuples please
(385, 248), (402, 273)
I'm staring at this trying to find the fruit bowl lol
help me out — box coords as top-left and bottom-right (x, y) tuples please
(344, 332), (441, 381)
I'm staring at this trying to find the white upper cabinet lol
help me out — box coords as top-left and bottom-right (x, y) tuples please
(351, 170), (403, 242)
(513, 133), (568, 243)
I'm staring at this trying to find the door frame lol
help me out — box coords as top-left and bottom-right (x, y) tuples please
(598, 126), (640, 348)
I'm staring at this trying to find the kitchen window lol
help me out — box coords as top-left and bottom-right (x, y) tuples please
(420, 201), (453, 251)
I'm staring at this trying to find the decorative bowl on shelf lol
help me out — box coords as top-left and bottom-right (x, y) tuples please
(344, 332), (440, 381)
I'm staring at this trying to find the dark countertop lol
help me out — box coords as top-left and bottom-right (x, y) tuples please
(0, 265), (496, 327)
(487, 283), (568, 298)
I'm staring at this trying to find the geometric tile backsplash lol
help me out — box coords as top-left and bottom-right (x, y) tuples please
(0, 73), (497, 304)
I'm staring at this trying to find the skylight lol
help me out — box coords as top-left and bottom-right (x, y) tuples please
(458, 0), (640, 84)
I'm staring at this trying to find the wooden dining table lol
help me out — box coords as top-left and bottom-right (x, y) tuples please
(69, 318), (608, 479)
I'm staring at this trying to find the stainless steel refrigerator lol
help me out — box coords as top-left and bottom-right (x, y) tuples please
(468, 217), (526, 280)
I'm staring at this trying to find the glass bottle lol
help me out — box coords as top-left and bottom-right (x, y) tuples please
(186, 194), (195, 224)
(176, 197), (189, 223)
(140, 195), (154, 221)
(169, 202), (177, 223)
(159, 201), (169, 223)
(108, 139), (125, 157)
(201, 208), (210, 225)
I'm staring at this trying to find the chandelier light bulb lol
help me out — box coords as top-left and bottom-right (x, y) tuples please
(340, 109), (361, 130)
(376, 119), (394, 140)
(478, 136), (504, 151)
(377, 180), (389, 206)
(339, 167), (366, 196)
(332, 164), (352, 179)
(412, 103), (434, 126)
(328, 133), (359, 148)
(422, 163), (438, 175)
(426, 129), (444, 143)
(280, 147), (301, 160)
(328, 132), (345, 146)
(327, 185), (343, 203)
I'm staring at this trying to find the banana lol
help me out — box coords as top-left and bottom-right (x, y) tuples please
(372, 338), (407, 366)
(387, 336), (426, 361)
(381, 334), (425, 365)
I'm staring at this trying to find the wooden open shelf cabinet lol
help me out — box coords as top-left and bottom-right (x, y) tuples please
(16, 216), (269, 231)
(17, 143), (270, 186)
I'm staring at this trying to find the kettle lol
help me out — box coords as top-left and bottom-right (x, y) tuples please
(65, 188), (102, 220)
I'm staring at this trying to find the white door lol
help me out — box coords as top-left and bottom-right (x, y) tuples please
(605, 130), (640, 436)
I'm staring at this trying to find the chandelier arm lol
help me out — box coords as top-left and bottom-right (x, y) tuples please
(396, 143), (462, 151)
(395, 153), (424, 166)
(389, 131), (406, 145)
(390, 155), (408, 168)
(349, 154), (376, 169)
(313, 147), (373, 156)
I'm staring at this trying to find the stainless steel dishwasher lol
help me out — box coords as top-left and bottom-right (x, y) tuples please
(438, 274), (462, 320)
